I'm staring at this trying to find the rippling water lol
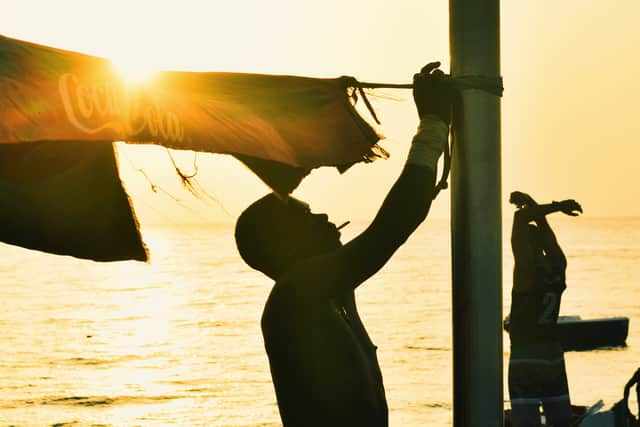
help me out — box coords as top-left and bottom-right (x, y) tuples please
(1, 217), (638, 426)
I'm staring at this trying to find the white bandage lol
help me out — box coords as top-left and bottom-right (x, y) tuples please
(407, 114), (449, 170)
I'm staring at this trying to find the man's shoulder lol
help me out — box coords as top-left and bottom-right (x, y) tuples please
(261, 265), (334, 330)
(261, 286), (283, 335)
(263, 281), (288, 314)
(261, 278), (302, 328)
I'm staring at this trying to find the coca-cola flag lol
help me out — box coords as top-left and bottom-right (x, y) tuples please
(0, 35), (381, 261)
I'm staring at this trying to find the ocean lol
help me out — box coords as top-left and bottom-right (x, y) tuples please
(1, 217), (638, 426)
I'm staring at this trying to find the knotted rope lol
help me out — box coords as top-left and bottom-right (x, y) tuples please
(344, 74), (504, 199)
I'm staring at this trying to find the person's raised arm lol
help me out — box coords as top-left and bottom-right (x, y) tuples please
(509, 191), (581, 271)
(511, 208), (533, 265)
(509, 192), (543, 291)
(534, 199), (581, 269)
(286, 63), (454, 297)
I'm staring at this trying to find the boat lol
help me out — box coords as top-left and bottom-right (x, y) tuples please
(503, 316), (629, 351)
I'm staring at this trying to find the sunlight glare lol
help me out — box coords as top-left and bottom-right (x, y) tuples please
(111, 55), (159, 86)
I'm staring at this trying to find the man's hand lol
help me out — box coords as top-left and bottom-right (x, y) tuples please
(509, 191), (537, 208)
(556, 199), (583, 216)
(413, 62), (453, 124)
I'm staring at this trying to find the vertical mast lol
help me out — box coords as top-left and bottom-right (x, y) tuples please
(449, 1), (503, 426)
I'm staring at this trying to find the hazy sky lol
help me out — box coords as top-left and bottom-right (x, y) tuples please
(3, 0), (640, 224)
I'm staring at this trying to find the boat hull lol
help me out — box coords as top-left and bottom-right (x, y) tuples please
(503, 316), (629, 351)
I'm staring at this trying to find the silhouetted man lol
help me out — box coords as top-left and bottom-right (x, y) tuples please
(508, 191), (582, 427)
(234, 63), (453, 427)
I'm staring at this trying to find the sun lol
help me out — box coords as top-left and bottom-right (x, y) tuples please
(111, 55), (159, 86)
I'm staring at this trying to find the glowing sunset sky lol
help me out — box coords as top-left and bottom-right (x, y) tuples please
(3, 0), (639, 223)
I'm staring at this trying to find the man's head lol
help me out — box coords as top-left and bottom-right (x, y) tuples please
(235, 193), (342, 280)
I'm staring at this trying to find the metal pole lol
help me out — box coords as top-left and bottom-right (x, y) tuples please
(449, 1), (503, 426)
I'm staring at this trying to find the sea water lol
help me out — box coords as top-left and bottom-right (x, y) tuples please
(1, 217), (638, 426)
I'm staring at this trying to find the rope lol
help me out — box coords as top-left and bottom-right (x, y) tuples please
(353, 75), (504, 97)
(433, 135), (451, 199)
(343, 74), (503, 200)
(166, 149), (198, 182)
(121, 151), (210, 225)
(165, 149), (233, 218)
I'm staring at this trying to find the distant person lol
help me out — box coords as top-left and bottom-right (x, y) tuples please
(507, 191), (582, 427)
(234, 62), (453, 427)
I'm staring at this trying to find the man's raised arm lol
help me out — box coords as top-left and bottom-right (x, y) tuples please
(509, 191), (582, 271)
(289, 63), (454, 297)
(535, 199), (581, 269)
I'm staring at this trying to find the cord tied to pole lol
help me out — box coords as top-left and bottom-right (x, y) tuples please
(343, 73), (503, 199)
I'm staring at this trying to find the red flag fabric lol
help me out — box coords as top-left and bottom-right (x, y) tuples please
(0, 34), (380, 168)
(0, 35), (381, 261)
(0, 141), (147, 261)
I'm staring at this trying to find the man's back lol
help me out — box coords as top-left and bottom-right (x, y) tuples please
(262, 283), (387, 427)
(509, 263), (566, 356)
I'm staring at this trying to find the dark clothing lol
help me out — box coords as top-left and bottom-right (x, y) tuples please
(508, 355), (572, 427)
(509, 355), (569, 401)
(508, 208), (571, 427)
(263, 290), (387, 427)
(261, 164), (437, 427)
(509, 268), (566, 356)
